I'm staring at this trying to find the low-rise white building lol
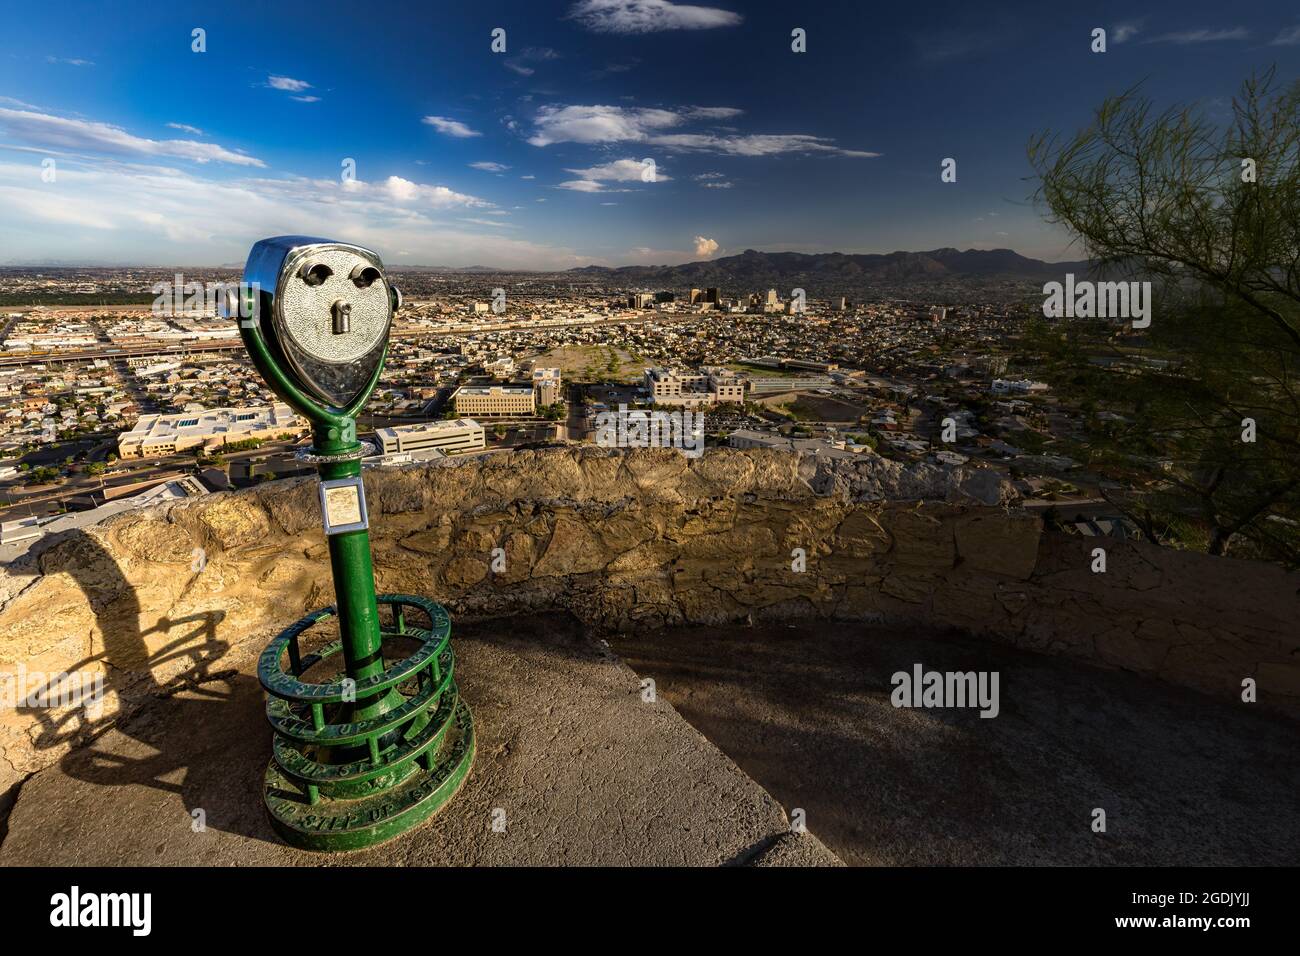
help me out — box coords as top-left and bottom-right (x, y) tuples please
(991, 378), (1050, 395)
(117, 403), (305, 458)
(374, 418), (485, 458)
(451, 384), (535, 418)
(644, 366), (745, 406)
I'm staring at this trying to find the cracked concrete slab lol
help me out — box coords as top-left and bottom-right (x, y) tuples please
(0, 614), (841, 866)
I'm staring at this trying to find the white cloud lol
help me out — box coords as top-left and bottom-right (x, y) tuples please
(504, 47), (560, 76)
(46, 56), (94, 67)
(459, 217), (518, 228)
(652, 132), (878, 158)
(683, 106), (744, 120)
(0, 108), (264, 166)
(1113, 21), (1141, 43)
(558, 157), (669, 191)
(0, 177), (117, 230)
(520, 174), (536, 180)
(0, 156), (588, 268)
(568, 0), (742, 34)
(268, 75), (312, 92)
(291, 95), (321, 104)
(166, 122), (204, 136)
(380, 175), (487, 207)
(1271, 24), (1300, 45)
(423, 115), (482, 138)
(557, 179), (607, 192)
(577, 159), (659, 180)
(567, 158), (667, 182)
(693, 236), (719, 257)
(526, 103), (875, 157)
(589, 60), (639, 79)
(527, 104), (681, 146)
(470, 161), (510, 172)
(1143, 27), (1248, 44)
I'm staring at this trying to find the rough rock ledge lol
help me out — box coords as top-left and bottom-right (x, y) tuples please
(0, 447), (1295, 856)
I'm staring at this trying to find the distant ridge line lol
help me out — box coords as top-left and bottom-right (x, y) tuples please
(1, 247), (1093, 278)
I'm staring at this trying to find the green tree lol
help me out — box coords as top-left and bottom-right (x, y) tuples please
(1027, 71), (1300, 564)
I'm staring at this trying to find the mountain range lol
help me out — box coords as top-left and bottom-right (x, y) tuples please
(565, 247), (1092, 287)
(3, 247), (1093, 285)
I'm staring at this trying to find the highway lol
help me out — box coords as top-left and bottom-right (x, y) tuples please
(0, 439), (307, 522)
(0, 339), (243, 367)
(0, 311), (705, 368)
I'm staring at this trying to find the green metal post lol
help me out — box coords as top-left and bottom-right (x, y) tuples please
(313, 429), (385, 692)
(239, 237), (474, 851)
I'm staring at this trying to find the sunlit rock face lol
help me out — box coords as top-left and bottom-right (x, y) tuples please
(0, 446), (1297, 789)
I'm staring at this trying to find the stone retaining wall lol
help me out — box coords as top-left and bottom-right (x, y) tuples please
(1, 446), (1296, 794)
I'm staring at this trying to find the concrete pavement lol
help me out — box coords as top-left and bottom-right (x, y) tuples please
(0, 613), (841, 867)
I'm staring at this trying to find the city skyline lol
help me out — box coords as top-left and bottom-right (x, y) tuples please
(1, 0), (1298, 267)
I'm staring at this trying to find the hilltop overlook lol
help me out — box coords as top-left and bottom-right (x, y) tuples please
(0, 447), (1295, 866)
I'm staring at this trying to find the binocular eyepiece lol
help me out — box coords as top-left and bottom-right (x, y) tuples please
(230, 236), (401, 410)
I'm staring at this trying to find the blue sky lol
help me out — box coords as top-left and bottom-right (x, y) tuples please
(0, 0), (1297, 268)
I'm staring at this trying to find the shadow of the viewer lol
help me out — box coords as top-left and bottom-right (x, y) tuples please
(19, 528), (277, 844)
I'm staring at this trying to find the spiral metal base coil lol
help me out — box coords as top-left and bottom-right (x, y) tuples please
(257, 594), (474, 851)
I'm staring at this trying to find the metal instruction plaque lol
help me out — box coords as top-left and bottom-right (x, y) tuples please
(318, 475), (369, 535)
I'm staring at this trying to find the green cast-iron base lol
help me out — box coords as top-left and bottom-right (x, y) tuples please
(263, 699), (475, 851)
(257, 594), (475, 852)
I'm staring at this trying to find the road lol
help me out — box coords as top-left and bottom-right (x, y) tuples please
(0, 439), (307, 521)
(0, 340), (244, 367)
(0, 311), (706, 368)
